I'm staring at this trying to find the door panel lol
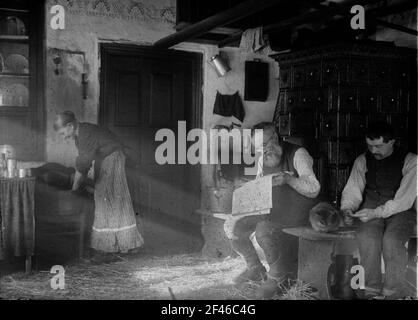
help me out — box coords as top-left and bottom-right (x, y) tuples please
(100, 46), (203, 254)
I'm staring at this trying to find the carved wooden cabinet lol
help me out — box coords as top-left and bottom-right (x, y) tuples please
(271, 42), (417, 202)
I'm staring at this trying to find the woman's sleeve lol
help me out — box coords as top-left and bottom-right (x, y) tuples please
(76, 132), (98, 175)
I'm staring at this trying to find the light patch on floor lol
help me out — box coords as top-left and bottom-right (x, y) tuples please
(0, 254), (258, 300)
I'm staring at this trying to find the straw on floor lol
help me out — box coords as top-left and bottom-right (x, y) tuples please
(0, 254), (315, 300)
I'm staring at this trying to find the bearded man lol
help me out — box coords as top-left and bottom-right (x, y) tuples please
(230, 122), (320, 298)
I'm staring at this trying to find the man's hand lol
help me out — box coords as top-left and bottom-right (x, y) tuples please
(351, 208), (380, 223)
(342, 209), (354, 226)
(72, 171), (85, 191)
(272, 172), (292, 186)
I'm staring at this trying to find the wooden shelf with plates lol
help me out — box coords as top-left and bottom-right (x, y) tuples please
(0, 2), (44, 161)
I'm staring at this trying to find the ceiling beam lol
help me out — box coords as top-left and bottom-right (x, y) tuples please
(217, 0), (387, 48)
(175, 22), (242, 35)
(373, 18), (418, 36)
(153, 0), (288, 49)
(368, 0), (417, 17)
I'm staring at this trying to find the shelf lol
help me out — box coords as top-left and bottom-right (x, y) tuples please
(0, 35), (28, 42)
(0, 72), (29, 78)
(0, 106), (29, 113)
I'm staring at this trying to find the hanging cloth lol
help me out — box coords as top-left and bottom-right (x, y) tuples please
(213, 91), (245, 122)
(239, 27), (267, 53)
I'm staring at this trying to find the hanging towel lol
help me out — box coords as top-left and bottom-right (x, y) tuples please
(239, 27), (267, 53)
(213, 91), (245, 122)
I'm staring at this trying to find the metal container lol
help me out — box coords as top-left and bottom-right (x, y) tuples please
(211, 54), (230, 77)
(18, 168), (26, 178)
(0, 145), (16, 159)
(7, 158), (17, 178)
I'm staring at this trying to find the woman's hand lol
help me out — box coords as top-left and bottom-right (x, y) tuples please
(72, 171), (85, 191)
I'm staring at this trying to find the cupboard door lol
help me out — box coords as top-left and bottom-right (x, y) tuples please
(350, 58), (369, 84)
(380, 88), (399, 113)
(323, 59), (349, 84)
(347, 114), (367, 138)
(290, 111), (316, 137)
(390, 114), (408, 138)
(371, 61), (392, 87)
(278, 114), (290, 136)
(320, 113), (344, 138)
(286, 89), (299, 113)
(359, 87), (378, 113)
(370, 113), (389, 125)
(339, 86), (358, 112)
(325, 141), (356, 165)
(279, 65), (291, 89)
(276, 90), (286, 114)
(398, 63), (410, 89)
(305, 62), (321, 87)
(292, 64), (305, 87)
(299, 89), (324, 112)
(399, 89), (409, 113)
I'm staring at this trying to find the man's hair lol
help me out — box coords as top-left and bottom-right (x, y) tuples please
(53, 111), (77, 131)
(365, 121), (394, 143)
(251, 122), (278, 137)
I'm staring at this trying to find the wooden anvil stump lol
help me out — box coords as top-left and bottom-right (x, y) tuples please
(283, 226), (358, 300)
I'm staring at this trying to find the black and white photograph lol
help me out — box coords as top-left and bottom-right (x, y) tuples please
(0, 0), (417, 306)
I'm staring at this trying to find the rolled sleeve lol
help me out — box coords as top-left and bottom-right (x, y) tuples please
(75, 131), (98, 175)
(290, 148), (321, 198)
(340, 154), (367, 212)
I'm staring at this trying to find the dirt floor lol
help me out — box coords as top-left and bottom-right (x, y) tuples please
(0, 254), (269, 300)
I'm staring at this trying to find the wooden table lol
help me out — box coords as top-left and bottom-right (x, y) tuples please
(0, 177), (36, 273)
(283, 226), (358, 300)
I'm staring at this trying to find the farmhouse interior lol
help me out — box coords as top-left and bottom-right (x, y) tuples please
(0, 0), (416, 300)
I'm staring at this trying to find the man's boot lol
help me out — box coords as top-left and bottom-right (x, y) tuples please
(234, 263), (267, 284)
(257, 275), (282, 299)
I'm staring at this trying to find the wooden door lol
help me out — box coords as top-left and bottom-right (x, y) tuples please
(100, 45), (203, 254)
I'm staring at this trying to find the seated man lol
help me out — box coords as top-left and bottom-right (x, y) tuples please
(230, 122), (320, 298)
(341, 122), (417, 299)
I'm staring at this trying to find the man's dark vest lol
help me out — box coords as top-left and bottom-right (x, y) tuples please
(264, 141), (319, 226)
(361, 148), (407, 210)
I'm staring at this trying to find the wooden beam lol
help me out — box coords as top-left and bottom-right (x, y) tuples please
(153, 0), (286, 49)
(373, 18), (418, 36)
(217, 0), (382, 48)
(176, 22), (242, 35)
(368, 0), (417, 18)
